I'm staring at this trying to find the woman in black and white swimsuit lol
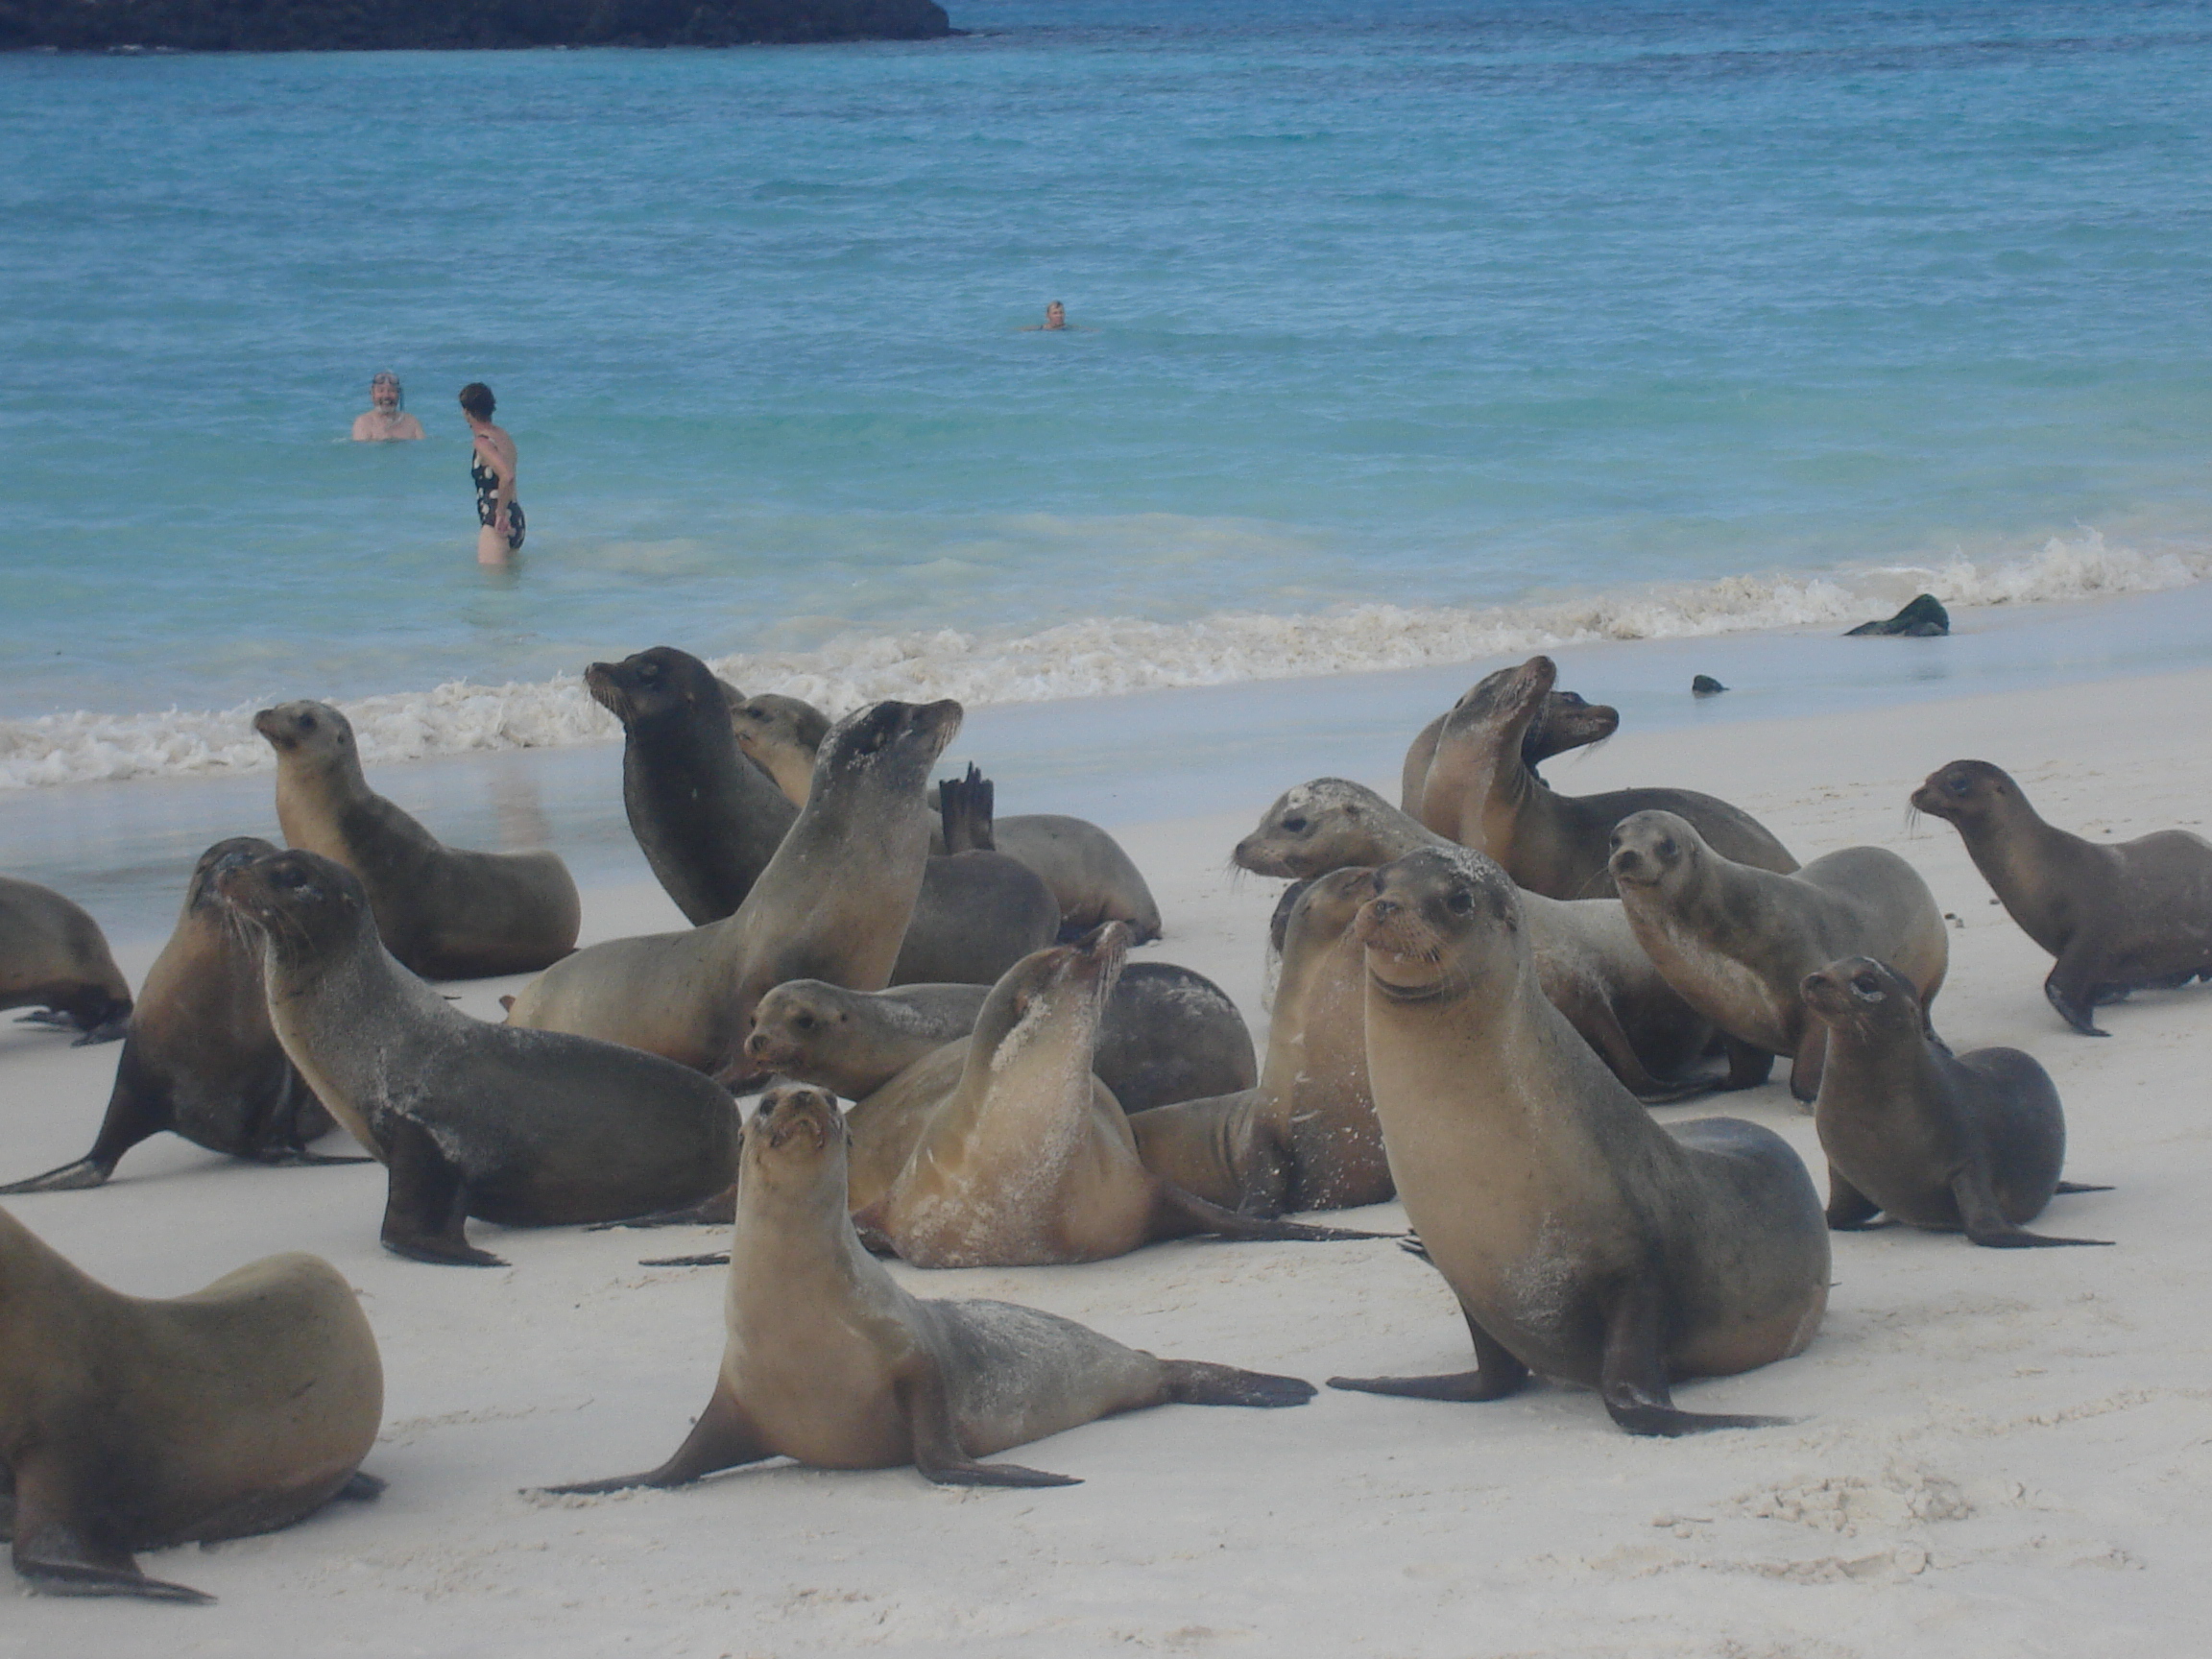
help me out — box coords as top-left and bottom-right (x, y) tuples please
(459, 381), (523, 565)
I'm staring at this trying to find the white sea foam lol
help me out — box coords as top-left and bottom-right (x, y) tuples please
(2, 531), (2200, 791)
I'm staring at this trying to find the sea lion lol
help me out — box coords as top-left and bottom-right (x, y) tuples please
(841, 925), (1373, 1267)
(1911, 758), (2212, 1036)
(1608, 811), (1947, 1101)
(254, 700), (580, 979)
(731, 692), (832, 806)
(1328, 847), (1829, 1435)
(218, 849), (738, 1266)
(547, 1084), (1312, 1495)
(1802, 956), (2109, 1247)
(1413, 657), (1797, 898)
(1129, 867), (1390, 1215)
(0, 1206), (382, 1601)
(937, 763), (1164, 941)
(893, 774), (1062, 983)
(744, 961), (1255, 1113)
(507, 700), (960, 1079)
(0, 840), (358, 1195)
(1400, 680), (1621, 812)
(587, 648), (798, 925)
(0, 877), (130, 1043)
(1234, 780), (1720, 1099)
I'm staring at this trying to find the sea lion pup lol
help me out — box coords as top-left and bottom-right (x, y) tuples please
(731, 691), (832, 806)
(1329, 848), (1829, 1435)
(847, 924), (1375, 1268)
(253, 700), (580, 979)
(1234, 781), (1719, 1100)
(218, 850), (739, 1266)
(1802, 956), (2110, 1248)
(507, 700), (961, 1079)
(547, 1085), (1313, 1496)
(0, 1206), (383, 1602)
(587, 648), (797, 924)
(0, 876), (130, 1043)
(1911, 758), (2212, 1036)
(745, 961), (1255, 1113)
(0, 840), (358, 1195)
(1400, 680), (1621, 811)
(1414, 656), (1797, 898)
(1609, 811), (1948, 1101)
(1130, 868), (1389, 1215)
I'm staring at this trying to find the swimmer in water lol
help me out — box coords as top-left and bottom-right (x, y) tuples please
(351, 372), (425, 442)
(460, 382), (523, 565)
(1022, 301), (1071, 331)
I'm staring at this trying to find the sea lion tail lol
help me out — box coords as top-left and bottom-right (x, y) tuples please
(1160, 1360), (1316, 1408)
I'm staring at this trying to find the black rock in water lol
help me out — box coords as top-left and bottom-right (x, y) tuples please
(1845, 594), (1950, 637)
(1691, 675), (1727, 697)
(0, 0), (950, 51)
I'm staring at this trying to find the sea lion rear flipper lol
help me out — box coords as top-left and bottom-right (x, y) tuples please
(899, 1356), (1078, 1488)
(9, 1476), (211, 1603)
(938, 763), (996, 854)
(68, 1012), (130, 1046)
(1599, 1282), (1794, 1436)
(542, 1388), (773, 1495)
(1159, 1360), (1315, 1408)
(1953, 1171), (2112, 1249)
(1149, 1182), (1391, 1244)
(2054, 1181), (2113, 1194)
(336, 1472), (386, 1502)
(589, 1187), (737, 1231)
(379, 1118), (505, 1268)
(1329, 1308), (1529, 1403)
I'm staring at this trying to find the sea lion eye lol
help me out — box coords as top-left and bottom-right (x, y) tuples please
(273, 865), (305, 889)
(1852, 974), (1883, 998)
(1947, 774), (1969, 795)
(1281, 816), (1308, 834)
(299, 713), (317, 732)
(1446, 889), (1475, 915)
(795, 1015), (816, 1031)
(1657, 838), (1678, 858)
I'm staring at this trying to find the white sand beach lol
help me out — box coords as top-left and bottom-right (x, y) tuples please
(3, 639), (2208, 1656)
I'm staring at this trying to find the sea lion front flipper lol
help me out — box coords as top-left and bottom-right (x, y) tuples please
(0, 1055), (174, 1193)
(1952, 1171), (2112, 1249)
(1598, 1281), (1793, 1436)
(899, 1355), (1079, 1488)
(1720, 1038), (1774, 1091)
(9, 1472), (210, 1603)
(379, 1117), (505, 1268)
(2043, 961), (2110, 1037)
(1160, 1360), (1316, 1408)
(1328, 1308), (1530, 1403)
(589, 1187), (737, 1231)
(1786, 1027), (1826, 1105)
(1149, 1182), (1390, 1244)
(335, 1472), (386, 1502)
(2054, 1181), (2114, 1194)
(0, 1157), (117, 1195)
(542, 1387), (773, 1495)
(1823, 1167), (1884, 1231)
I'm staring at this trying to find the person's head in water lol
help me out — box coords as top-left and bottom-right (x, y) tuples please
(1044, 301), (1066, 330)
(458, 383), (496, 422)
(371, 372), (403, 411)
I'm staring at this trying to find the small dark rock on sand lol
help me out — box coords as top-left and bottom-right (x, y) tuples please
(1691, 675), (1728, 697)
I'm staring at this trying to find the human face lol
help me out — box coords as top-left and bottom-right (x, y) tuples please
(1045, 302), (1065, 328)
(372, 377), (399, 410)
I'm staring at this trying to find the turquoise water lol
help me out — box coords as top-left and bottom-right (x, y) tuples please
(4, 0), (2210, 743)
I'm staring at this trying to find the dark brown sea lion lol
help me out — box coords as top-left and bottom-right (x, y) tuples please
(547, 1084), (1312, 1494)
(1609, 810), (1947, 1101)
(1911, 758), (2212, 1036)
(0, 840), (359, 1195)
(587, 647), (797, 925)
(0, 876), (130, 1043)
(0, 1206), (383, 1602)
(1329, 847), (1829, 1435)
(218, 849), (739, 1266)
(1400, 678), (1621, 812)
(1803, 956), (2109, 1247)
(1414, 656), (1797, 898)
(255, 700), (580, 979)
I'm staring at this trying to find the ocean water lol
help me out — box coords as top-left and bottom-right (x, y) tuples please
(4, 0), (2211, 788)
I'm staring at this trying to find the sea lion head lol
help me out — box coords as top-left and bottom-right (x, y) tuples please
(252, 700), (357, 769)
(972, 922), (1131, 1083)
(1355, 846), (1519, 1003)
(739, 1084), (847, 1203)
(1235, 780), (1382, 878)
(583, 646), (720, 727)
(1448, 656), (1556, 737)
(214, 849), (374, 966)
(813, 699), (963, 800)
(733, 693), (831, 768)
(1525, 687), (1619, 766)
(1607, 809), (1702, 892)
(1911, 759), (2016, 826)
(183, 836), (281, 916)
(743, 980), (852, 1074)
(1284, 864), (1380, 955)
(1801, 955), (1920, 1039)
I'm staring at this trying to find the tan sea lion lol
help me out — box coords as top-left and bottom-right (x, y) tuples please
(1414, 657), (1796, 898)
(0, 1206), (383, 1601)
(1400, 679), (1621, 810)
(1911, 758), (2212, 1035)
(893, 772), (1062, 982)
(1329, 847), (1829, 1435)
(1608, 811), (1947, 1101)
(1803, 956), (2109, 1247)
(0, 840), (360, 1195)
(506, 700), (961, 1079)
(0, 876), (130, 1043)
(548, 1084), (1312, 1494)
(253, 700), (580, 979)
(218, 849), (739, 1266)
(1234, 780), (1720, 1099)
(731, 691), (832, 806)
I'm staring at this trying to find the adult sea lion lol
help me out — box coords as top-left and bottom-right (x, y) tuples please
(507, 700), (960, 1078)
(894, 773), (1061, 983)
(549, 1084), (1312, 1494)
(1609, 811), (1946, 1100)
(1911, 758), (2212, 1036)
(744, 961), (1255, 1113)
(587, 648), (797, 924)
(0, 1207), (383, 1602)
(1234, 780), (1720, 1099)
(219, 850), (738, 1266)
(1329, 847), (1829, 1435)
(1802, 956), (2109, 1247)
(0, 840), (357, 1195)
(1400, 678), (1621, 813)
(1414, 657), (1796, 898)
(254, 700), (580, 979)
(0, 877), (130, 1043)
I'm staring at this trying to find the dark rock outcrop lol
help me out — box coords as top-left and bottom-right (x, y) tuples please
(1, 0), (950, 51)
(1845, 593), (1950, 637)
